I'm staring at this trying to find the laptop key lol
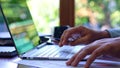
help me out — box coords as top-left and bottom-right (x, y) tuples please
(42, 46), (59, 57)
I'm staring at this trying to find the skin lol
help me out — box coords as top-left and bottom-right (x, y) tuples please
(59, 26), (120, 68)
(66, 37), (120, 68)
(59, 26), (110, 46)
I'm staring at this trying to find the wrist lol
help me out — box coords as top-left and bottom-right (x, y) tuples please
(100, 30), (111, 38)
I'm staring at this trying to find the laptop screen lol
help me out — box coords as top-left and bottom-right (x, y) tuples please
(1, 1), (41, 55)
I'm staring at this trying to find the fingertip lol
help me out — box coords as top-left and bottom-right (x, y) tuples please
(84, 62), (91, 68)
(59, 45), (62, 47)
(58, 43), (62, 47)
(59, 41), (65, 47)
(71, 62), (78, 67)
(84, 61), (91, 68)
(84, 65), (89, 68)
(61, 40), (68, 46)
(66, 61), (71, 66)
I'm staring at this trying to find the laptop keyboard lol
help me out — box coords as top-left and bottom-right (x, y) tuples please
(36, 45), (85, 59)
(24, 45), (85, 60)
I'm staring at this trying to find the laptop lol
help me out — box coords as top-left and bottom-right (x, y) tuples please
(0, 1), (86, 60)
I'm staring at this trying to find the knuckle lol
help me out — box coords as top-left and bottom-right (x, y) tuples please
(63, 30), (67, 34)
(64, 29), (71, 34)
(83, 47), (90, 53)
(92, 50), (100, 56)
(92, 47), (104, 56)
(64, 29), (68, 32)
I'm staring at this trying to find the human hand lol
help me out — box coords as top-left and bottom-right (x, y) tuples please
(59, 26), (110, 47)
(66, 37), (120, 68)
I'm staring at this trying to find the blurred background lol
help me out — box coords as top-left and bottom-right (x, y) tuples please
(0, 0), (120, 34)
(75, 0), (120, 31)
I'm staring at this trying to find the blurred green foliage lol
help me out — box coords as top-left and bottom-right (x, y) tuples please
(0, 0), (59, 34)
(1, 0), (31, 24)
(75, 0), (120, 29)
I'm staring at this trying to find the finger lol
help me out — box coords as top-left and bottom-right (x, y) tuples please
(59, 30), (69, 47)
(59, 28), (75, 46)
(70, 49), (89, 67)
(66, 53), (78, 66)
(58, 30), (66, 46)
(84, 46), (105, 68)
(66, 49), (83, 66)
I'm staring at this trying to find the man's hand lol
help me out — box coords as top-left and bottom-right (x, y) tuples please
(59, 26), (110, 47)
(66, 37), (120, 68)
